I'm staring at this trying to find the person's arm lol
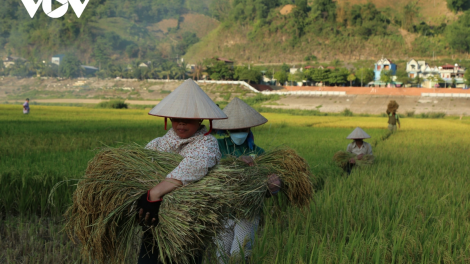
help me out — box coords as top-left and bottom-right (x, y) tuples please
(157, 136), (220, 193)
(149, 178), (183, 200)
(397, 114), (401, 128)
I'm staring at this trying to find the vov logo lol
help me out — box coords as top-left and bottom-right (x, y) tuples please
(21, 0), (90, 18)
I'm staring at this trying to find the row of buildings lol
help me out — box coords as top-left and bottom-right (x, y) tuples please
(374, 58), (466, 88)
(283, 58), (467, 88)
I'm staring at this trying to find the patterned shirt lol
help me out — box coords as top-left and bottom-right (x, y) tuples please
(145, 126), (221, 185)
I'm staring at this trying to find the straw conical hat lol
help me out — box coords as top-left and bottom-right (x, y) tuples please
(213, 97), (268, 130)
(148, 79), (227, 119)
(346, 127), (371, 139)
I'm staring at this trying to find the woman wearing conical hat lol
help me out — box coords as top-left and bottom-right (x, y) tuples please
(344, 127), (374, 174)
(386, 100), (400, 132)
(137, 79), (227, 264)
(212, 97), (281, 263)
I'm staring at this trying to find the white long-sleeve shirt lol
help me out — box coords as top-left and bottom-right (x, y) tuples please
(346, 141), (373, 156)
(145, 126), (221, 185)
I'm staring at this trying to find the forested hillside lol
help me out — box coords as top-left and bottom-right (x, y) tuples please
(0, 0), (217, 64)
(2, 0), (470, 66)
(185, 0), (470, 63)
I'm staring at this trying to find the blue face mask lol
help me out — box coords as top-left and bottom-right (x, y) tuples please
(230, 132), (249, 145)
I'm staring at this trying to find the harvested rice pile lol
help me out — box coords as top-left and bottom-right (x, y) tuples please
(60, 145), (313, 264)
(333, 151), (374, 167)
(387, 100), (399, 114)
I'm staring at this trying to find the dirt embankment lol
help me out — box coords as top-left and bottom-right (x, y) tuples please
(267, 95), (470, 115)
(0, 77), (256, 104)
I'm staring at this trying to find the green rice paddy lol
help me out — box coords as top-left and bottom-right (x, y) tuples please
(1, 105), (470, 263)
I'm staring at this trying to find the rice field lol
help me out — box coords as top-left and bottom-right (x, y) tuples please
(1, 105), (470, 263)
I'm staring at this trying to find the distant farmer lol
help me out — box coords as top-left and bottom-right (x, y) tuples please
(137, 79), (227, 264)
(334, 127), (374, 175)
(386, 100), (400, 132)
(212, 97), (281, 263)
(23, 98), (30, 114)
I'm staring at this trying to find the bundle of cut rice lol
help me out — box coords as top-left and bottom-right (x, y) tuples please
(333, 151), (374, 167)
(387, 100), (399, 114)
(57, 145), (314, 264)
(62, 145), (240, 264)
(220, 147), (315, 219)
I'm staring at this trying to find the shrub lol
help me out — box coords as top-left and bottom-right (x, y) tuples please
(97, 100), (128, 109)
(417, 112), (446, 119)
(341, 108), (353, 116)
(429, 112), (446, 118)
(406, 111), (415, 117)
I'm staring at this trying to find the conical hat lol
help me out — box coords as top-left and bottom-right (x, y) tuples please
(148, 79), (227, 119)
(346, 127), (371, 139)
(213, 97), (268, 130)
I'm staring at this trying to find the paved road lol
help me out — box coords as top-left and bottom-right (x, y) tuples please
(6, 99), (160, 105)
(282, 86), (470, 96)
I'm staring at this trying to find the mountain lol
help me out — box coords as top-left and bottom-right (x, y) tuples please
(2, 0), (470, 66)
(0, 0), (218, 64)
(184, 0), (469, 64)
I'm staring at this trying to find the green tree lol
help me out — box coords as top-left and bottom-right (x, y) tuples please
(451, 77), (457, 88)
(401, 2), (420, 31)
(281, 63), (290, 72)
(174, 63), (188, 80)
(158, 61), (179, 80)
(308, 68), (331, 85)
(355, 68), (374, 86)
(329, 68), (349, 86)
(175, 32), (200, 55)
(234, 66), (262, 83)
(347, 73), (356, 87)
(395, 69), (411, 85)
(207, 61), (234, 80)
(412, 75), (424, 87)
(59, 54), (83, 79)
(321, 69), (332, 85)
(464, 69), (470, 87)
(380, 70), (393, 85)
(288, 71), (305, 84)
(447, 0), (470, 13)
(191, 62), (205, 81)
(311, 0), (337, 23)
(274, 71), (288, 85)
(446, 11), (470, 53)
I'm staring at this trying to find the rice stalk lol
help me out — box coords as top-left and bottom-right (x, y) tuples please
(220, 146), (315, 218)
(333, 151), (374, 167)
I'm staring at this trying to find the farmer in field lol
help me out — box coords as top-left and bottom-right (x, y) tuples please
(341, 127), (374, 174)
(23, 98), (30, 114)
(213, 97), (281, 263)
(386, 100), (400, 132)
(137, 79), (227, 264)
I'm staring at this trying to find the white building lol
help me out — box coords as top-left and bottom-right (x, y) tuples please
(51, 54), (65, 66)
(406, 59), (467, 88)
(406, 59), (465, 80)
